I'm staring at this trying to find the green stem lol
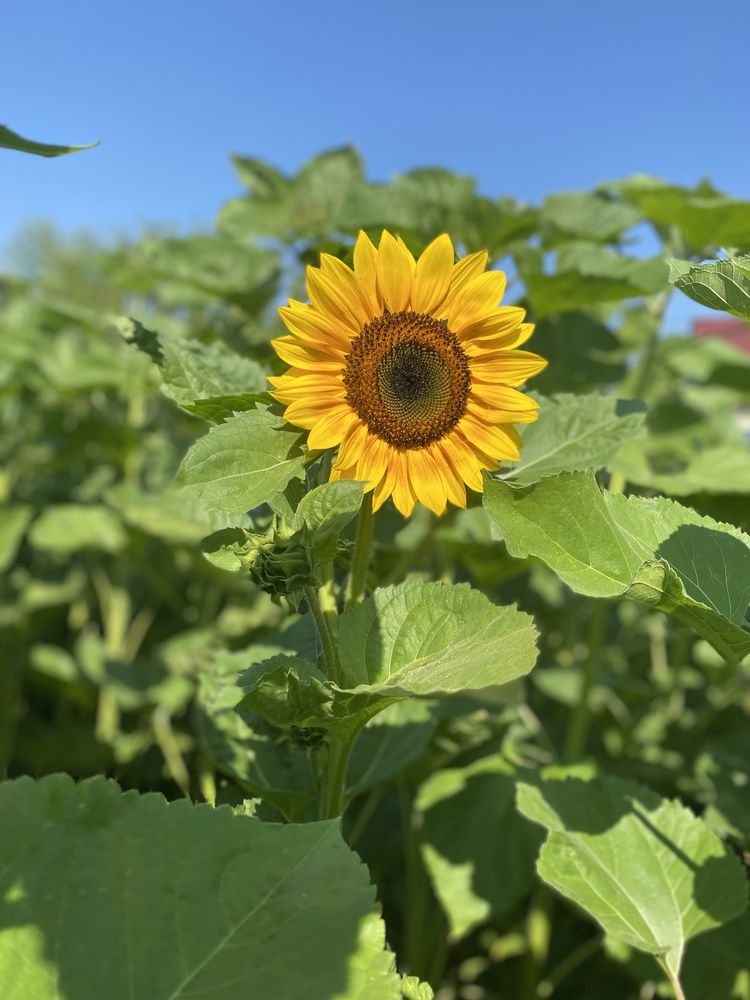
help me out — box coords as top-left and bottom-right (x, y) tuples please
(345, 492), (374, 609)
(517, 888), (554, 1000)
(562, 602), (607, 763)
(152, 708), (191, 798)
(657, 958), (687, 1000)
(539, 934), (600, 994)
(319, 727), (358, 818)
(305, 585), (340, 684)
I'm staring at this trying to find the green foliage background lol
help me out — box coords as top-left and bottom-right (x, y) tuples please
(1, 146), (749, 1000)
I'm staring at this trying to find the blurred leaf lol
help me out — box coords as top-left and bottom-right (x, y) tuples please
(139, 235), (279, 308)
(0, 774), (399, 999)
(618, 178), (750, 250)
(178, 409), (305, 514)
(105, 484), (238, 545)
(519, 243), (668, 317)
(530, 312), (625, 393)
(484, 471), (750, 661)
(347, 701), (436, 796)
(615, 440), (750, 496)
(517, 771), (747, 984)
(0, 506), (32, 571)
(542, 192), (641, 242)
(500, 394), (646, 484)
(669, 256), (750, 322)
(417, 756), (542, 937)
(28, 504), (126, 554)
(0, 124), (98, 157)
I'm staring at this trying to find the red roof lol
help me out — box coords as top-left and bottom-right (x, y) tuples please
(692, 316), (750, 354)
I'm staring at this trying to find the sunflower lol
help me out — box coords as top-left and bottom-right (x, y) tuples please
(269, 231), (546, 517)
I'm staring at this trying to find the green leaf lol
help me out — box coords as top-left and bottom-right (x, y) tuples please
(118, 316), (269, 419)
(518, 243), (668, 318)
(669, 256), (750, 322)
(105, 484), (239, 545)
(195, 647), (319, 820)
(542, 192), (641, 242)
(139, 235), (279, 307)
(347, 701), (436, 796)
(28, 504), (126, 554)
(0, 505), (32, 571)
(614, 441), (750, 497)
(516, 771), (748, 984)
(0, 124), (98, 157)
(178, 409), (305, 514)
(620, 179), (750, 250)
(484, 471), (750, 661)
(238, 655), (334, 729)
(530, 312), (625, 394)
(293, 481), (366, 557)
(0, 774), (399, 999)
(336, 580), (539, 703)
(500, 394), (646, 484)
(417, 756), (542, 937)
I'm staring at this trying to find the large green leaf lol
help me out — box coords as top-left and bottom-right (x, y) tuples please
(500, 394), (646, 485)
(516, 771), (747, 987)
(118, 317), (268, 414)
(484, 471), (750, 661)
(0, 774), (399, 999)
(238, 581), (538, 728)
(337, 580), (539, 699)
(416, 756), (542, 937)
(529, 312), (625, 394)
(669, 257), (750, 322)
(542, 192), (641, 242)
(178, 409), (306, 514)
(0, 124), (98, 157)
(518, 243), (668, 317)
(614, 440), (750, 497)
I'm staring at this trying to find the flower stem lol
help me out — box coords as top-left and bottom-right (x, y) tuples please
(319, 727), (358, 818)
(304, 585), (340, 684)
(562, 602), (607, 763)
(345, 492), (374, 610)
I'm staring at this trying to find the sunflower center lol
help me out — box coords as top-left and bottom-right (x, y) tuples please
(344, 311), (471, 449)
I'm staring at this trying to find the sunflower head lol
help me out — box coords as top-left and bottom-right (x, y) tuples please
(270, 231), (546, 517)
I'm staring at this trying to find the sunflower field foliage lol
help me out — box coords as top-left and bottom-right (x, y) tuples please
(1, 143), (750, 1000)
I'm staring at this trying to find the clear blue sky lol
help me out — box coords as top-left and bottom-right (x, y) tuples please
(2, 0), (748, 295)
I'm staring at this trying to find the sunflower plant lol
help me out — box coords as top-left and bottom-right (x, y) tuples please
(2, 149), (750, 1000)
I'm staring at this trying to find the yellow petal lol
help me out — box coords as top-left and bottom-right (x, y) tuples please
(459, 413), (523, 460)
(390, 451), (418, 517)
(439, 250), (489, 316)
(411, 234), (455, 314)
(306, 406), (358, 450)
(377, 231), (413, 312)
(447, 270), (507, 332)
(333, 420), (369, 471)
(470, 351), (548, 387)
(430, 442), (467, 508)
(355, 434), (390, 488)
(353, 230), (383, 317)
(306, 266), (365, 333)
(279, 301), (353, 352)
(372, 458), (398, 512)
(407, 449), (447, 515)
(271, 336), (346, 371)
(460, 306), (526, 342)
(319, 255), (372, 327)
(466, 394), (539, 426)
(441, 432), (486, 491)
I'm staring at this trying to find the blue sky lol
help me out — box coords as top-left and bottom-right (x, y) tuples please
(2, 0), (748, 327)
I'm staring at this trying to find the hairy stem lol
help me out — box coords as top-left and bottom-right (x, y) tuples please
(345, 492), (374, 609)
(305, 584), (340, 684)
(319, 727), (358, 819)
